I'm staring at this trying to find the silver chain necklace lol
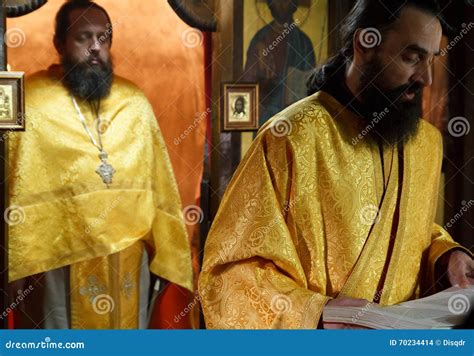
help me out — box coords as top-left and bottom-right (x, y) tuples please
(71, 96), (115, 187)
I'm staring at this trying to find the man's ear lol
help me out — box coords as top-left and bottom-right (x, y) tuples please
(53, 36), (64, 56)
(352, 28), (377, 66)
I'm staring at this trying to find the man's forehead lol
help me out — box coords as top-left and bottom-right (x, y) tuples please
(389, 6), (442, 54)
(68, 8), (110, 31)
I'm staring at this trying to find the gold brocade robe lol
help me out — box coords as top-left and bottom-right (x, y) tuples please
(8, 67), (193, 328)
(199, 91), (469, 329)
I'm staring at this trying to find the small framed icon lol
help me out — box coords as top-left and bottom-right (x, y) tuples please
(0, 71), (25, 131)
(221, 83), (259, 131)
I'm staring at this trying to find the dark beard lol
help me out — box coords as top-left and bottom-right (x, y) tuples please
(61, 57), (114, 101)
(358, 58), (423, 147)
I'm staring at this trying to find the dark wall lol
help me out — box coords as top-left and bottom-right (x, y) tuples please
(443, 1), (474, 251)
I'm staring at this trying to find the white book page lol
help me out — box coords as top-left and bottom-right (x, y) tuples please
(323, 286), (473, 328)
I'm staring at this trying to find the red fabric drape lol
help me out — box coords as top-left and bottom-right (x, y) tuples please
(148, 284), (194, 329)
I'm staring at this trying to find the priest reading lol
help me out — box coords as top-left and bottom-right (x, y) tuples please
(8, 0), (193, 328)
(199, 0), (474, 329)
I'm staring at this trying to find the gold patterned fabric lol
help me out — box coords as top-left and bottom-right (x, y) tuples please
(199, 91), (470, 329)
(71, 242), (145, 329)
(8, 66), (193, 326)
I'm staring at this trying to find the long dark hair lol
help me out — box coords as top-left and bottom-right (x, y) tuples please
(306, 0), (448, 95)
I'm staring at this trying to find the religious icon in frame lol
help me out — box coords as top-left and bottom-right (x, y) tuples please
(221, 83), (259, 131)
(242, 0), (327, 127)
(0, 71), (25, 130)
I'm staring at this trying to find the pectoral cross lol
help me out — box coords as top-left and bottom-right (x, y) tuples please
(96, 151), (116, 186)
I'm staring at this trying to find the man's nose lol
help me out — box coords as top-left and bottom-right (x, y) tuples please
(89, 37), (102, 53)
(412, 63), (433, 87)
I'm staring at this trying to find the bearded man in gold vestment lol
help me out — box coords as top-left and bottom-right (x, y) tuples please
(199, 0), (473, 329)
(7, 1), (193, 328)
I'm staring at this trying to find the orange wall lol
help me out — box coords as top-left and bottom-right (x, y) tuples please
(7, 0), (206, 244)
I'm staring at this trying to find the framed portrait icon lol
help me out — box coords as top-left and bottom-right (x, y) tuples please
(221, 83), (259, 131)
(0, 71), (25, 131)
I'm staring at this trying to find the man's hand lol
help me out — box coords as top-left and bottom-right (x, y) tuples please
(444, 250), (474, 288)
(323, 297), (371, 329)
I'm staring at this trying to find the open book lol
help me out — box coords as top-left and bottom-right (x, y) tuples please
(323, 286), (474, 329)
